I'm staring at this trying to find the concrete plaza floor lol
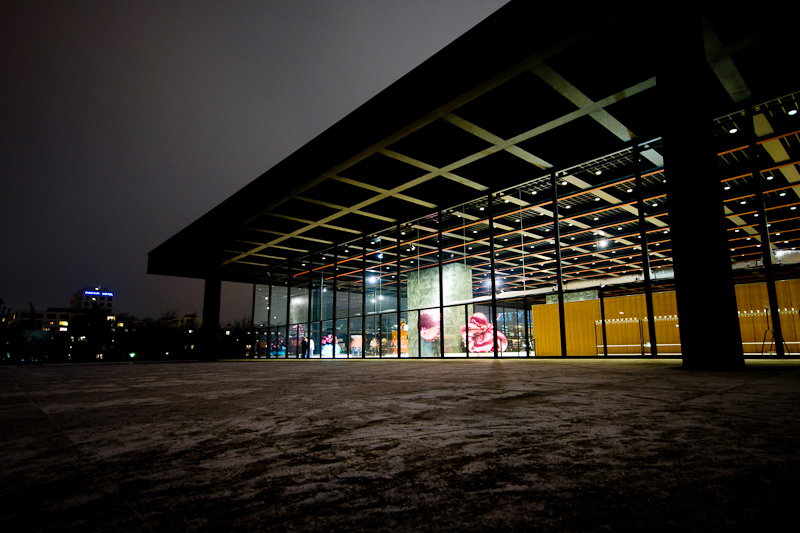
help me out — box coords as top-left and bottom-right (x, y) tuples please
(2, 358), (799, 532)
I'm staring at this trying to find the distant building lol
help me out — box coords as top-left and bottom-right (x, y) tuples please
(160, 313), (202, 333)
(8, 307), (113, 332)
(71, 286), (115, 313)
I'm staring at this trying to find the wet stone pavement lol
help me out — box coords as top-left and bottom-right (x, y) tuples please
(1, 359), (799, 532)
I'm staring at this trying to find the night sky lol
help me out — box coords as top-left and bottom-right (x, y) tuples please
(1, 0), (507, 322)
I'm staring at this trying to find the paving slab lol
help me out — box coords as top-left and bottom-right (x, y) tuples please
(2, 359), (799, 532)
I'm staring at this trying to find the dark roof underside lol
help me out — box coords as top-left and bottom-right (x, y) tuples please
(148, 0), (800, 286)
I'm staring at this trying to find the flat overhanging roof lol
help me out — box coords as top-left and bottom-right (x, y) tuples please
(148, 0), (800, 286)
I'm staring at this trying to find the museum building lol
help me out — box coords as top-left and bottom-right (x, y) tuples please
(148, 1), (800, 368)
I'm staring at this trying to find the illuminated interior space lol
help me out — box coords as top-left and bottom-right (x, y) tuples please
(148, 1), (800, 367)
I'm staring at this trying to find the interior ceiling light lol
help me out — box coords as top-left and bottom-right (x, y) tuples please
(781, 192), (787, 196)
(593, 217), (599, 221)
(729, 127), (738, 134)
(724, 185), (731, 190)
(565, 205), (571, 209)
(789, 109), (798, 115)
(652, 203), (658, 207)
(595, 170), (602, 175)
(561, 180), (568, 186)
(627, 188), (633, 193)
(595, 197), (601, 201)
(767, 175), (774, 180)
(480, 207), (485, 211)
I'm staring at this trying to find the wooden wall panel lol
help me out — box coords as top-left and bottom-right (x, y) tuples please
(624, 295), (646, 354)
(608, 297), (626, 354)
(530, 280), (796, 357)
(775, 280), (797, 350)
(531, 303), (561, 356)
(652, 291), (680, 354)
(735, 284), (756, 348)
(601, 295), (644, 355)
(748, 284), (771, 353)
(564, 299), (601, 355)
(774, 280), (800, 354)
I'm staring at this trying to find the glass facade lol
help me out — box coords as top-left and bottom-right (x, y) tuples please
(250, 129), (800, 358)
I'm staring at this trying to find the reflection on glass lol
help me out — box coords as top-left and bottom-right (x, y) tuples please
(419, 308), (441, 357)
(321, 333), (341, 358)
(468, 306), (506, 354)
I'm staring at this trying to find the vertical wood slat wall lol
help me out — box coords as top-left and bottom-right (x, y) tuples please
(531, 280), (800, 356)
(736, 279), (800, 354)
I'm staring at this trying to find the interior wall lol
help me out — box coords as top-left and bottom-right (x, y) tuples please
(531, 280), (800, 356)
(736, 279), (800, 354)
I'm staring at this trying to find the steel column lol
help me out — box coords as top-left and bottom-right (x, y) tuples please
(487, 193), (499, 357)
(634, 141), (658, 357)
(437, 211), (445, 358)
(361, 236), (367, 358)
(551, 172), (567, 357)
(747, 106), (785, 357)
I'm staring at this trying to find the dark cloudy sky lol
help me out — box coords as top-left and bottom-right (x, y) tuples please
(1, 0), (507, 322)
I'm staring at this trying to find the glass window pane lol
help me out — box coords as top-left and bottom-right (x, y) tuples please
(270, 286), (288, 327)
(349, 318), (363, 358)
(364, 315), (379, 358)
(254, 284), (270, 328)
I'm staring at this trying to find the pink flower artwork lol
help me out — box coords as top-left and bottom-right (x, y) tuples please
(419, 309), (441, 341)
(461, 312), (508, 353)
(322, 334), (337, 346)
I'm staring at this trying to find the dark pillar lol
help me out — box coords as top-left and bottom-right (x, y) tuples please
(266, 278), (272, 357)
(487, 193), (499, 357)
(437, 211), (445, 358)
(748, 107), (785, 357)
(285, 267), (291, 358)
(396, 225), (402, 358)
(523, 295), (531, 357)
(599, 285), (609, 357)
(659, 8), (744, 369)
(634, 141), (658, 357)
(361, 236), (367, 359)
(307, 262), (313, 359)
(200, 253), (221, 362)
(250, 282), (256, 358)
(332, 245), (338, 358)
(551, 172), (567, 357)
